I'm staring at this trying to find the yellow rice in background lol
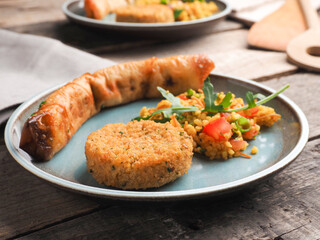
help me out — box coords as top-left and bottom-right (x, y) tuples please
(134, 0), (219, 21)
(139, 89), (281, 160)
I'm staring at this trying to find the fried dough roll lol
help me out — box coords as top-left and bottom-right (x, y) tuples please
(84, 0), (128, 20)
(92, 55), (215, 109)
(20, 74), (98, 161)
(20, 54), (214, 161)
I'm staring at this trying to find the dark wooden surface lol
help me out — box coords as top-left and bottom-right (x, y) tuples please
(1, 1), (320, 239)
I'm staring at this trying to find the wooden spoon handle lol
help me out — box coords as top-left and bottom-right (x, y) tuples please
(299, 0), (320, 29)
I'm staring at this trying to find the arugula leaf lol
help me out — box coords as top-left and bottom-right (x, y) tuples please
(253, 93), (266, 100)
(157, 87), (181, 108)
(220, 92), (233, 108)
(223, 84), (290, 113)
(133, 81), (289, 122)
(132, 87), (198, 121)
(203, 78), (217, 110)
(202, 78), (289, 113)
(245, 91), (256, 108)
(203, 78), (232, 113)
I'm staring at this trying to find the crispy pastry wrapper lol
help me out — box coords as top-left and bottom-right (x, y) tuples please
(20, 54), (214, 160)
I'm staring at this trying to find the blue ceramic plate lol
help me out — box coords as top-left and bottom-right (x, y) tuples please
(62, 0), (231, 39)
(5, 74), (309, 201)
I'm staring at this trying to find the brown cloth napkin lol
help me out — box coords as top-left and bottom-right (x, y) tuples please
(0, 29), (115, 113)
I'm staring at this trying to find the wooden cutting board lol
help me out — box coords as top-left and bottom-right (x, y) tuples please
(248, 0), (308, 52)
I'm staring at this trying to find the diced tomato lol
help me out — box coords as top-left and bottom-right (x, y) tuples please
(203, 118), (232, 140)
(243, 126), (259, 139)
(220, 112), (231, 119)
(244, 107), (259, 117)
(238, 107), (259, 118)
(230, 139), (247, 152)
(178, 95), (188, 100)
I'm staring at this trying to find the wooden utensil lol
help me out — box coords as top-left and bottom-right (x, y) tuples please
(286, 0), (320, 71)
(248, 0), (307, 52)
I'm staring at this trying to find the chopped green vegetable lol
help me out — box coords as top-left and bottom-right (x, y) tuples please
(187, 89), (194, 98)
(39, 101), (46, 108)
(200, 148), (207, 153)
(235, 117), (251, 133)
(119, 131), (124, 135)
(160, 0), (168, 4)
(174, 9), (183, 20)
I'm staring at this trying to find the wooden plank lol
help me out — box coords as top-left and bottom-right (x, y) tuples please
(0, 0), (66, 28)
(0, 144), (101, 239)
(6, 19), (243, 54)
(262, 72), (320, 139)
(15, 138), (320, 239)
(102, 29), (298, 80)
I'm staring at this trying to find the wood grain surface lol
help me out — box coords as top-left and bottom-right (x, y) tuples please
(1, 0), (320, 239)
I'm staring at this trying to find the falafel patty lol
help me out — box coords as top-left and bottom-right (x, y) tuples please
(85, 120), (193, 190)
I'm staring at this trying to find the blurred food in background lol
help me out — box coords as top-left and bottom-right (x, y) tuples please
(85, 0), (219, 22)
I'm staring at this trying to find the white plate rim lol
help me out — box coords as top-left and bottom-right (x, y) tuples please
(4, 73), (309, 201)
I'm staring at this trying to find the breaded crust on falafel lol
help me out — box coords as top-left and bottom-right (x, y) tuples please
(115, 5), (174, 23)
(85, 120), (193, 189)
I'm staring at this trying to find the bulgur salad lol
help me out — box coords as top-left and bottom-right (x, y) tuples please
(134, 78), (289, 160)
(134, 0), (219, 21)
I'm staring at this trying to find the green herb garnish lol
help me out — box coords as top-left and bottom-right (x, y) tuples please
(133, 79), (288, 123)
(203, 78), (233, 113)
(160, 0), (168, 4)
(202, 78), (289, 113)
(174, 9), (183, 20)
(132, 87), (198, 122)
(39, 101), (46, 108)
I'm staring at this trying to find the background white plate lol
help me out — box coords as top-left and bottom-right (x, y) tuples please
(62, 0), (231, 39)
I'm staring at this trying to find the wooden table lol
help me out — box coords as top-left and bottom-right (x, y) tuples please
(1, 1), (320, 239)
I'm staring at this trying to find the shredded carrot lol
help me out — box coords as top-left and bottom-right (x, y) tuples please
(191, 96), (204, 108)
(239, 152), (251, 159)
(170, 114), (180, 127)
